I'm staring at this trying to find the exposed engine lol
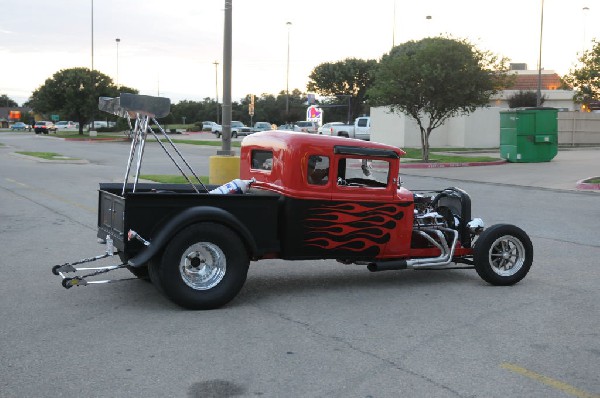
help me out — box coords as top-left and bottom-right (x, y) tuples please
(413, 193), (453, 229)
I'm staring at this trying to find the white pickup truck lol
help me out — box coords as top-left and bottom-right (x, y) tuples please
(326, 116), (371, 141)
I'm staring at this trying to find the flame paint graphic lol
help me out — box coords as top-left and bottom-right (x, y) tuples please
(304, 202), (407, 255)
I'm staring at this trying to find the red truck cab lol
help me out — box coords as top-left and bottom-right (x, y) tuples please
(241, 131), (414, 260)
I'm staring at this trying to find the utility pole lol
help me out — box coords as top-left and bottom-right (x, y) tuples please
(536, 0), (544, 107)
(218, 0), (234, 156)
(213, 60), (220, 124)
(286, 21), (292, 121)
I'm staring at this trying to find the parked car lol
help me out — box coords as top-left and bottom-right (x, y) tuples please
(55, 121), (78, 130)
(202, 121), (219, 131)
(214, 121), (253, 138)
(87, 121), (116, 129)
(277, 124), (295, 131)
(253, 122), (273, 132)
(11, 122), (29, 131)
(34, 121), (57, 134)
(55, 129), (534, 310)
(318, 122), (344, 135)
(294, 121), (319, 134)
(329, 116), (371, 140)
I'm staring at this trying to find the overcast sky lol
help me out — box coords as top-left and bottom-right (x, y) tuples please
(0, 0), (597, 106)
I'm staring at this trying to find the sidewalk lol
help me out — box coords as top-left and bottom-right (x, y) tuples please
(400, 148), (600, 192)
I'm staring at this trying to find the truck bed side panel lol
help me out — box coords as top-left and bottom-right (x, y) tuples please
(98, 183), (281, 260)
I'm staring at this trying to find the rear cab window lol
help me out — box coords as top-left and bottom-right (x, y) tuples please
(307, 155), (330, 186)
(251, 150), (273, 171)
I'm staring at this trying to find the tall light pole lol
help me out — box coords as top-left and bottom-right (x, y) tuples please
(115, 38), (120, 89)
(213, 60), (220, 124)
(91, 0), (94, 71)
(218, 0), (234, 156)
(285, 21), (292, 121)
(583, 6), (590, 53)
(392, 0), (396, 47)
(536, 0), (544, 107)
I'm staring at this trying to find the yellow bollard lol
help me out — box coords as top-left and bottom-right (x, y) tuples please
(209, 155), (240, 185)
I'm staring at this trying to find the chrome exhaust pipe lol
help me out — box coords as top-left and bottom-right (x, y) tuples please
(367, 228), (458, 272)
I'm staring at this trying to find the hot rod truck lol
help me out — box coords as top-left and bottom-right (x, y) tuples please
(52, 94), (533, 310)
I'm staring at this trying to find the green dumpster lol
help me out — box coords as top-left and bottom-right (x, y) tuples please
(500, 107), (558, 162)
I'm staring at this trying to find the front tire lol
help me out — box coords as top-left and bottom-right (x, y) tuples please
(158, 223), (249, 309)
(473, 224), (533, 286)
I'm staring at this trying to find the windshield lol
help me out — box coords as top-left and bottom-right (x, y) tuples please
(231, 121), (244, 127)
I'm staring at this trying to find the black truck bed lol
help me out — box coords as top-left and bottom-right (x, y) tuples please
(97, 183), (282, 262)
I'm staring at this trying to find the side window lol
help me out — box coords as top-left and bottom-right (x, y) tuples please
(251, 150), (273, 171)
(307, 155), (330, 186)
(357, 118), (367, 127)
(337, 158), (389, 188)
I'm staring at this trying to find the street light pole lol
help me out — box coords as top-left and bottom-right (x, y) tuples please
(213, 60), (220, 124)
(536, 0), (544, 107)
(91, 0), (94, 71)
(115, 38), (120, 89)
(286, 21), (292, 121)
(583, 6), (590, 53)
(218, 0), (234, 156)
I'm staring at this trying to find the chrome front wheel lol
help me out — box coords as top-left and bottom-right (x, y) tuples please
(474, 224), (533, 286)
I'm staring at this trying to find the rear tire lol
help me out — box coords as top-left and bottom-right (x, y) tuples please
(126, 265), (150, 280)
(158, 223), (249, 310)
(473, 224), (533, 286)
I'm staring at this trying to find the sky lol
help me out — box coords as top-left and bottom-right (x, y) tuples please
(0, 0), (598, 107)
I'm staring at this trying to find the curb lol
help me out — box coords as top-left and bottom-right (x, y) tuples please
(401, 160), (507, 169)
(576, 177), (600, 191)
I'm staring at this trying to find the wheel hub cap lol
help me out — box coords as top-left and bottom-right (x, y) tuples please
(489, 235), (525, 277)
(179, 242), (226, 290)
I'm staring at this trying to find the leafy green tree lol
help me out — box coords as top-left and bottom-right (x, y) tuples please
(307, 58), (377, 122)
(562, 39), (600, 108)
(369, 37), (511, 161)
(508, 90), (545, 108)
(1, 94), (19, 107)
(26, 67), (137, 134)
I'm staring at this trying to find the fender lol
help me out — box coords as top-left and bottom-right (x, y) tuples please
(128, 206), (258, 267)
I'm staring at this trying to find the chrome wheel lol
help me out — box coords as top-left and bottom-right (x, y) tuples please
(474, 224), (533, 286)
(488, 235), (525, 277)
(179, 242), (226, 290)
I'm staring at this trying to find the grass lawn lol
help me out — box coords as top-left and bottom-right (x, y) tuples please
(166, 139), (242, 148)
(401, 148), (500, 163)
(140, 174), (210, 184)
(50, 130), (127, 139)
(16, 151), (80, 160)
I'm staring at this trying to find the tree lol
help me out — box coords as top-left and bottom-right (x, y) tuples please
(26, 67), (137, 134)
(508, 90), (545, 108)
(562, 39), (600, 108)
(368, 37), (511, 161)
(1, 94), (19, 107)
(307, 58), (377, 122)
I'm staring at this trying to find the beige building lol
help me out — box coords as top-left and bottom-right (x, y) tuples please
(369, 67), (600, 148)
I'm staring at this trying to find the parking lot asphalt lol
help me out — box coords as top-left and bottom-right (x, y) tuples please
(1, 130), (599, 397)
